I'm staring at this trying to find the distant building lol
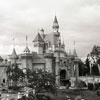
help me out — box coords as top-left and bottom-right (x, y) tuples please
(8, 16), (81, 87)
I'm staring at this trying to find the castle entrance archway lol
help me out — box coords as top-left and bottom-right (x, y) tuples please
(60, 70), (70, 87)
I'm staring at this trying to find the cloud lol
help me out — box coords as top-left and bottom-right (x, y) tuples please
(0, 0), (100, 58)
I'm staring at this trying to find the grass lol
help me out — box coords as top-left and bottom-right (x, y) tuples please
(58, 89), (100, 100)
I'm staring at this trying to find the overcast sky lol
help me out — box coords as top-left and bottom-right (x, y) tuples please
(0, 0), (100, 58)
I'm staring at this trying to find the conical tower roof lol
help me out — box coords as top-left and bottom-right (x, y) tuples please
(0, 56), (3, 60)
(40, 28), (44, 32)
(73, 49), (78, 57)
(33, 33), (44, 42)
(52, 16), (59, 29)
(53, 16), (58, 23)
(24, 46), (30, 53)
(11, 48), (18, 59)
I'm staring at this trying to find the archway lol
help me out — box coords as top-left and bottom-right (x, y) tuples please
(60, 70), (66, 86)
(60, 70), (66, 79)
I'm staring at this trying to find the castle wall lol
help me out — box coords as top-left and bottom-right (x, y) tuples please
(35, 46), (43, 54)
(32, 63), (45, 71)
(45, 58), (53, 72)
(55, 58), (60, 86)
(18, 58), (32, 70)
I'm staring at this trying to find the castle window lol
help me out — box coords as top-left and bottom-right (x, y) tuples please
(60, 59), (62, 65)
(63, 61), (66, 66)
(3, 78), (5, 83)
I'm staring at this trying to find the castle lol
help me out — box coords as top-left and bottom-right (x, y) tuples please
(0, 16), (81, 87)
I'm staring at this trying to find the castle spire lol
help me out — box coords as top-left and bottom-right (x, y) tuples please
(53, 16), (58, 23)
(73, 41), (78, 57)
(52, 16), (59, 32)
(11, 48), (18, 59)
(10, 38), (18, 64)
(62, 39), (65, 49)
(11, 38), (18, 59)
(24, 35), (30, 53)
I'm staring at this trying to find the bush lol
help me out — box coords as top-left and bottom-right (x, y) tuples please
(88, 83), (94, 90)
(97, 90), (100, 96)
(94, 83), (100, 90)
(74, 80), (87, 89)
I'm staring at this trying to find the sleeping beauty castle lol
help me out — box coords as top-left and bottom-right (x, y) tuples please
(0, 16), (81, 87)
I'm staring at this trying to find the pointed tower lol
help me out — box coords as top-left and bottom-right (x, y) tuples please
(73, 41), (78, 57)
(21, 36), (32, 70)
(24, 46), (30, 53)
(62, 41), (65, 49)
(72, 41), (80, 80)
(10, 48), (18, 64)
(73, 49), (78, 57)
(40, 28), (45, 39)
(52, 16), (59, 33)
(33, 33), (44, 54)
(24, 35), (30, 54)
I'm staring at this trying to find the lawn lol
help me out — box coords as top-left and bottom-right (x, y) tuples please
(58, 89), (100, 100)
(0, 89), (100, 100)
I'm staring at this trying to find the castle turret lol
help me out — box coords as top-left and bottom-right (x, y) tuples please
(24, 46), (30, 54)
(73, 41), (78, 58)
(33, 33), (44, 55)
(10, 48), (18, 64)
(61, 41), (65, 49)
(73, 49), (78, 57)
(40, 28), (45, 39)
(52, 16), (59, 33)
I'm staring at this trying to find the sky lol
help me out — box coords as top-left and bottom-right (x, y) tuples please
(0, 0), (100, 58)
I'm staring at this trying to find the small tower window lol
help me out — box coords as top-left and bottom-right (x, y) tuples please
(3, 78), (5, 83)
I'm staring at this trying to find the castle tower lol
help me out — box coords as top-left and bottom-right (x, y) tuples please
(72, 41), (80, 79)
(10, 48), (18, 64)
(73, 49), (78, 57)
(62, 41), (65, 49)
(20, 36), (32, 70)
(33, 33), (44, 55)
(73, 41), (78, 57)
(24, 35), (30, 54)
(52, 16), (59, 33)
(40, 28), (45, 41)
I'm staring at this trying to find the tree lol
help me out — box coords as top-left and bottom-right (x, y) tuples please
(6, 63), (25, 88)
(27, 69), (57, 94)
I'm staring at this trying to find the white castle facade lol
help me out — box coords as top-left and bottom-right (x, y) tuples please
(0, 16), (81, 87)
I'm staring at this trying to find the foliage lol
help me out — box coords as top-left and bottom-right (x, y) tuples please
(6, 63), (25, 87)
(27, 69), (57, 94)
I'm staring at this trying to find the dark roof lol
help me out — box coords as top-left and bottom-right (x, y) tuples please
(0, 56), (3, 61)
(44, 33), (60, 45)
(52, 16), (59, 29)
(53, 16), (58, 23)
(40, 28), (44, 32)
(24, 46), (30, 53)
(33, 33), (44, 42)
